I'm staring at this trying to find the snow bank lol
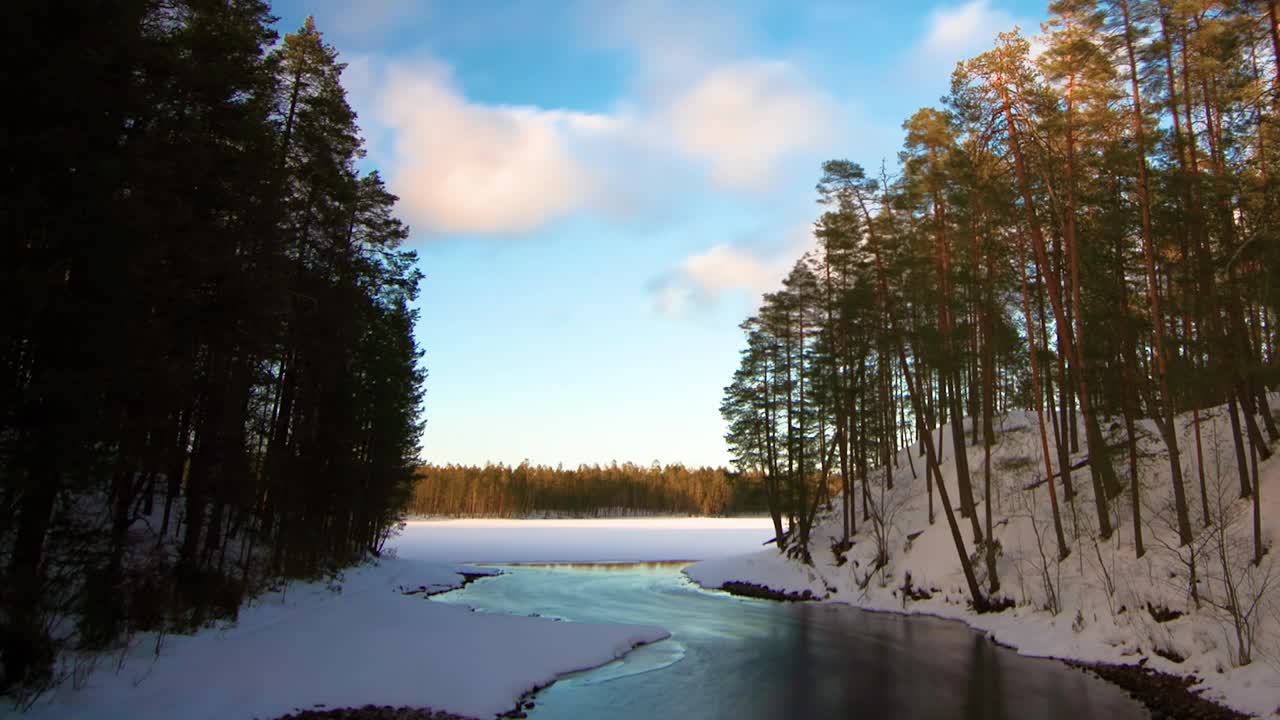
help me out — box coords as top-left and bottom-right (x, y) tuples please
(12, 555), (667, 720)
(688, 397), (1280, 718)
(685, 549), (826, 594)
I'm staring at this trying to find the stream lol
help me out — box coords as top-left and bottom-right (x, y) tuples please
(436, 562), (1148, 720)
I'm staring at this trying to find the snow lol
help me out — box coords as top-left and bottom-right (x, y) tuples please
(686, 396), (1280, 718)
(397, 517), (776, 563)
(9, 517), (771, 720)
(13, 522), (769, 720)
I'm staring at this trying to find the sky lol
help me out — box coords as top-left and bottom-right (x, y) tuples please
(268, 0), (1050, 469)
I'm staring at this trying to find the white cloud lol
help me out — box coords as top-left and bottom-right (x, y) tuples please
(681, 243), (792, 296)
(378, 61), (621, 234)
(653, 225), (815, 317)
(349, 2), (838, 237)
(665, 61), (833, 190)
(894, 0), (1035, 90)
(583, 1), (837, 192)
(922, 0), (1014, 58)
(370, 54), (834, 235)
(654, 284), (695, 318)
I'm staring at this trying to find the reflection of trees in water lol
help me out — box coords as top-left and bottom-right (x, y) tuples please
(964, 629), (1007, 720)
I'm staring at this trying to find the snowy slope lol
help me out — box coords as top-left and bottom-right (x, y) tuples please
(688, 398), (1280, 718)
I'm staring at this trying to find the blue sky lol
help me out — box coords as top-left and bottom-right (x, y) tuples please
(269, 0), (1049, 468)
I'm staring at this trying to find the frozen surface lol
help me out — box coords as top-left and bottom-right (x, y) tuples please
(13, 520), (784, 720)
(398, 517), (776, 563)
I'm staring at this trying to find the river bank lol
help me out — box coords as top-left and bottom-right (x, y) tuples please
(685, 402), (1280, 718)
(709, 577), (1254, 719)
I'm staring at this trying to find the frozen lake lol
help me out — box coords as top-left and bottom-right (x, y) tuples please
(396, 517), (778, 563)
(400, 521), (1146, 720)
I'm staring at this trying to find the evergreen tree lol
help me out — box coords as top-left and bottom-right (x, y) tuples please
(0, 5), (426, 693)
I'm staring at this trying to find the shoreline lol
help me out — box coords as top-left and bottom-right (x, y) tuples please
(273, 706), (474, 720)
(716, 579), (818, 602)
(265, 563), (1256, 720)
(269, 637), (666, 720)
(1065, 660), (1251, 720)
(400, 570), (500, 598)
(711, 577), (1255, 720)
(277, 576), (1247, 720)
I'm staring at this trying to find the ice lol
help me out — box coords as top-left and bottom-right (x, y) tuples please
(397, 516), (776, 563)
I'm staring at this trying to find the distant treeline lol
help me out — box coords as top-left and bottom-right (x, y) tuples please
(410, 463), (770, 517)
(2, 6), (423, 695)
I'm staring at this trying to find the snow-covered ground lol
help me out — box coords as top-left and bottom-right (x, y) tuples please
(9, 518), (769, 720)
(687, 399), (1280, 718)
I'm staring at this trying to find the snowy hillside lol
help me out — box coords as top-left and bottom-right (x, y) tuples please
(688, 397), (1280, 718)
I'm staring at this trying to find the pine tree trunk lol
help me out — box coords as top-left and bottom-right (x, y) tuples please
(1163, 18), (1214, 532)
(1020, 240), (1070, 561)
(858, 194), (988, 612)
(981, 288), (1000, 592)
(1114, 220), (1147, 555)
(1269, 0), (1280, 92)
(1120, 0), (1193, 546)
(1254, 433), (1264, 565)
(2, 464), (58, 689)
(1228, 390), (1253, 499)
(932, 182), (981, 537)
(997, 79), (1119, 539)
(1060, 71), (1088, 476)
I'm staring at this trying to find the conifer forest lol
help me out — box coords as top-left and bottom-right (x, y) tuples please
(721, 0), (1278, 598)
(2, 3), (424, 694)
(410, 463), (769, 517)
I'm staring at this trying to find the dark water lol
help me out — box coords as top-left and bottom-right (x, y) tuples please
(436, 564), (1147, 720)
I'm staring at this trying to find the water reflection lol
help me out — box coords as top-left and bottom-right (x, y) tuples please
(437, 565), (1145, 720)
